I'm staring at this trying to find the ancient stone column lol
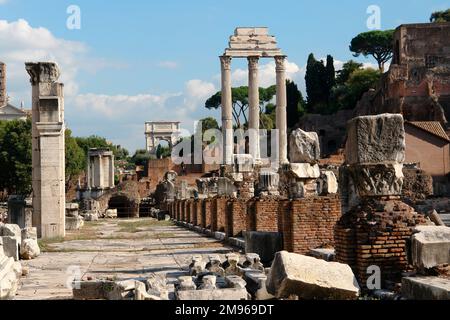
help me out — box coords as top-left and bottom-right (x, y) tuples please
(220, 55), (233, 165)
(26, 62), (65, 239)
(248, 56), (260, 162)
(275, 55), (288, 164)
(109, 154), (115, 188)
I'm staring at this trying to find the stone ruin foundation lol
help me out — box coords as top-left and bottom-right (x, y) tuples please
(334, 114), (432, 291)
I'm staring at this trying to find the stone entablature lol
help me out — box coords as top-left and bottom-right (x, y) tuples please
(220, 27), (288, 167)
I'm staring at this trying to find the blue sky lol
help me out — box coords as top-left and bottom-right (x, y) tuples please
(0, 0), (448, 152)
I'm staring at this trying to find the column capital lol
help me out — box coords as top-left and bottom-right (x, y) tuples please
(274, 55), (287, 71)
(247, 56), (259, 70)
(220, 55), (232, 70)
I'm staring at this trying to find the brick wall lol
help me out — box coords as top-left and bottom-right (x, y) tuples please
(186, 199), (193, 223)
(193, 200), (200, 226)
(334, 198), (429, 289)
(213, 196), (228, 233)
(282, 196), (341, 255)
(246, 197), (281, 232)
(225, 199), (247, 237)
(203, 199), (212, 229)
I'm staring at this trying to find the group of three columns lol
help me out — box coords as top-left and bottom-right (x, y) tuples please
(219, 55), (288, 166)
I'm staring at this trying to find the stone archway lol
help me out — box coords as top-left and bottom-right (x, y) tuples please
(145, 121), (181, 155)
(108, 194), (137, 218)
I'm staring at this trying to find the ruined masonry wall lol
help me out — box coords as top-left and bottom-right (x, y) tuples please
(282, 195), (341, 255)
(334, 198), (429, 289)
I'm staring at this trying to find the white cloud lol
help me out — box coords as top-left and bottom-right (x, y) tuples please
(0, 19), (88, 100)
(184, 79), (216, 111)
(0, 0), (8, 4)
(158, 60), (178, 69)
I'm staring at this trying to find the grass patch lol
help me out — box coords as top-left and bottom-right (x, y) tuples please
(117, 219), (173, 233)
(38, 237), (65, 252)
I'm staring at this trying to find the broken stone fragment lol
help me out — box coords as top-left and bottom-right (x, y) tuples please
(411, 225), (450, 269)
(345, 113), (406, 165)
(177, 276), (197, 291)
(20, 227), (40, 260)
(266, 251), (360, 300)
(289, 163), (321, 179)
(134, 281), (162, 300)
(1, 236), (20, 261)
(104, 279), (136, 300)
(205, 255), (225, 276)
(146, 274), (169, 300)
(104, 209), (118, 219)
(223, 253), (243, 276)
(0, 254), (22, 300)
(65, 216), (84, 231)
(289, 129), (320, 163)
(402, 276), (450, 300)
(317, 171), (338, 195)
(225, 275), (246, 289)
(189, 255), (206, 276)
(199, 275), (217, 290)
(84, 211), (99, 222)
(242, 253), (264, 271)
(0, 224), (21, 243)
(244, 271), (274, 300)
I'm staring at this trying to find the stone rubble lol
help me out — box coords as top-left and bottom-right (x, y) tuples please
(266, 251), (360, 300)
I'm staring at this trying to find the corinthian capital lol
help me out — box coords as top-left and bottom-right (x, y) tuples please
(25, 62), (60, 85)
(274, 55), (287, 72)
(248, 56), (259, 70)
(220, 55), (232, 70)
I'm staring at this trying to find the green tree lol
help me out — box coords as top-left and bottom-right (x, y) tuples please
(130, 149), (153, 166)
(336, 60), (363, 85)
(156, 145), (171, 159)
(0, 119), (32, 195)
(331, 68), (381, 110)
(75, 135), (129, 162)
(350, 30), (395, 72)
(286, 80), (306, 130)
(305, 53), (336, 114)
(325, 55), (336, 100)
(305, 53), (327, 109)
(197, 117), (219, 134)
(65, 129), (85, 182)
(430, 9), (450, 22)
(205, 86), (276, 128)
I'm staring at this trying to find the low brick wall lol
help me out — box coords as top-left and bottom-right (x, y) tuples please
(203, 199), (212, 229)
(193, 200), (200, 226)
(335, 198), (429, 289)
(282, 195), (341, 254)
(247, 197), (281, 232)
(225, 199), (247, 237)
(213, 196), (228, 233)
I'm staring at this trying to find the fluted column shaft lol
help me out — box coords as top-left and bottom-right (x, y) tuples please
(248, 56), (260, 162)
(220, 55), (233, 165)
(275, 55), (288, 164)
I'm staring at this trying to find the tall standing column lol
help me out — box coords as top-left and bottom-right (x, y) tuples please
(275, 55), (288, 164)
(26, 62), (65, 239)
(248, 56), (260, 162)
(220, 55), (233, 165)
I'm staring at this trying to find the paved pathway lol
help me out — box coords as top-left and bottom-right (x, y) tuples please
(15, 218), (239, 300)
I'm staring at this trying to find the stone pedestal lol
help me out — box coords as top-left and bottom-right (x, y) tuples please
(7, 196), (32, 229)
(26, 62), (65, 239)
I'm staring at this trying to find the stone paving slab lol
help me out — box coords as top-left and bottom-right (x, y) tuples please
(15, 218), (241, 300)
